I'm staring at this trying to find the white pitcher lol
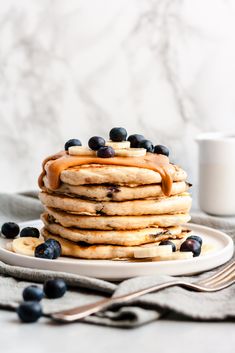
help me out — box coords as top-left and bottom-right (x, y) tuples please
(196, 132), (235, 216)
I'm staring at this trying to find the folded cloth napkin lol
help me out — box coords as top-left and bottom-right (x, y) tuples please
(0, 192), (234, 327)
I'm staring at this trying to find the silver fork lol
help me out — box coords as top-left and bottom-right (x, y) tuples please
(51, 261), (235, 322)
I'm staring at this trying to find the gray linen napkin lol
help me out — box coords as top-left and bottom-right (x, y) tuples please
(0, 192), (234, 327)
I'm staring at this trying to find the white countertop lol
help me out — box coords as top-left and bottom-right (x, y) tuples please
(1, 310), (234, 353)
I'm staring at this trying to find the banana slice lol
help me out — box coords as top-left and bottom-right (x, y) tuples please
(106, 140), (130, 149)
(134, 245), (172, 258)
(68, 146), (96, 156)
(115, 148), (146, 157)
(153, 252), (193, 261)
(5, 242), (13, 252)
(201, 243), (216, 255)
(12, 237), (43, 256)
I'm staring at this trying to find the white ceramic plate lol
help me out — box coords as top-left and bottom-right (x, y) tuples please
(0, 220), (233, 280)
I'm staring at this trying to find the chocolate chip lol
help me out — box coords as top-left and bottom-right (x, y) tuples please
(48, 215), (55, 223)
(96, 209), (106, 215)
(108, 185), (120, 193)
(78, 241), (91, 248)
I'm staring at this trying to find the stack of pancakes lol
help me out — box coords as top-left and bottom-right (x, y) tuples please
(39, 162), (192, 260)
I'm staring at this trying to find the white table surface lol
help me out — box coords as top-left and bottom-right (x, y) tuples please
(1, 209), (235, 353)
(1, 310), (234, 353)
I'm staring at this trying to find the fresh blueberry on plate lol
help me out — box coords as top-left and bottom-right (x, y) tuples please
(35, 243), (54, 259)
(159, 240), (176, 252)
(45, 239), (62, 259)
(127, 134), (145, 148)
(43, 279), (67, 299)
(1, 222), (20, 239)
(97, 146), (115, 158)
(138, 139), (154, 152)
(23, 285), (44, 302)
(88, 136), (106, 151)
(17, 301), (42, 323)
(109, 127), (127, 142)
(187, 235), (203, 245)
(64, 139), (82, 151)
(180, 239), (201, 257)
(154, 144), (169, 157)
(20, 227), (40, 238)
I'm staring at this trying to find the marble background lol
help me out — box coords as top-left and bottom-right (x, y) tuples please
(0, 0), (235, 202)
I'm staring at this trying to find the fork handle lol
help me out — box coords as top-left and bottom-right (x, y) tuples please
(51, 280), (184, 322)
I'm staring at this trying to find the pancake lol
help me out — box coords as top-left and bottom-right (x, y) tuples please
(43, 178), (190, 201)
(58, 163), (187, 186)
(41, 228), (190, 259)
(45, 207), (191, 230)
(39, 192), (192, 216)
(41, 213), (184, 246)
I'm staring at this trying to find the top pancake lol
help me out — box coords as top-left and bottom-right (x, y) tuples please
(43, 178), (189, 201)
(46, 163), (187, 186)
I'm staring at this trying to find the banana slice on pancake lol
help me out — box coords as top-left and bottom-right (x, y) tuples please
(69, 144), (146, 158)
(105, 140), (130, 149)
(68, 146), (96, 156)
(12, 237), (43, 256)
(115, 148), (146, 157)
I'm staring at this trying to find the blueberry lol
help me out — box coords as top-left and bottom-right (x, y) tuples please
(138, 139), (154, 152)
(20, 227), (40, 238)
(1, 222), (19, 239)
(180, 239), (201, 257)
(88, 136), (106, 151)
(35, 243), (54, 260)
(17, 301), (42, 323)
(154, 145), (169, 157)
(45, 239), (62, 259)
(64, 139), (82, 151)
(127, 134), (145, 148)
(97, 146), (115, 158)
(23, 286), (44, 302)
(187, 235), (203, 245)
(43, 279), (67, 299)
(109, 127), (127, 142)
(159, 240), (176, 252)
